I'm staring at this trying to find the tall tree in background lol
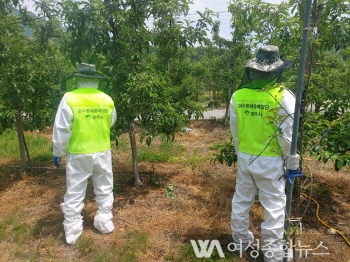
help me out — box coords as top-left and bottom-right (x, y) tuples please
(61, 0), (208, 186)
(209, 20), (250, 123)
(3, 0), (349, 174)
(0, 0), (67, 173)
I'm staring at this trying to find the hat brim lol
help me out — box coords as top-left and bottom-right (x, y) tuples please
(67, 72), (108, 79)
(245, 58), (293, 72)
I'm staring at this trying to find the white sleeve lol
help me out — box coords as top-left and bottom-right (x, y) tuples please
(52, 96), (73, 157)
(229, 93), (239, 152)
(111, 107), (117, 126)
(277, 89), (296, 156)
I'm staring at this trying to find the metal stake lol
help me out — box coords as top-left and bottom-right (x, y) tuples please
(283, 1), (313, 261)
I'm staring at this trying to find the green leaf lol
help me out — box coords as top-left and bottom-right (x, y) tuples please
(322, 152), (330, 163)
(247, 15), (253, 26)
(146, 136), (152, 147)
(335, 159), (345, 172)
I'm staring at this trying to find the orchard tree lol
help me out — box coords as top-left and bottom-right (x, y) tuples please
(286, 0), (350, 159)
(60, 0), (207, 186)
(228, 0), (299, 88)
(215, 0), (350, 171)
(186, 51), (208, 101)
(0, 1), (68, 173)
(303, 47), (350, 171)
(207, 20), (250, 123)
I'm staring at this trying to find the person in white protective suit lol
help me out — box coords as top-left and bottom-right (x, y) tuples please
(52, 63), (117, 245)
(229, 45), (300, 262)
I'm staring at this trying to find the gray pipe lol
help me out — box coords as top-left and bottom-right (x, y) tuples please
(283, 0), (313, 261)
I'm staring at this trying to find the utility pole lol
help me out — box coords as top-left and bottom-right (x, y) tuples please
(283, 0), (313, 262)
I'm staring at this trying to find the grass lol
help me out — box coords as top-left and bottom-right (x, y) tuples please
(0, 129), (20, 158)
(183, 148), (208, 171)
(138, 140), (185, 163)
(0, 129), (52, 161)
(0, 203), (149, 261)
(76, 231), (148, 262)
(115, 135), (130, 151)
(0, 206), (33, 243)
(1, 122), (350, 261)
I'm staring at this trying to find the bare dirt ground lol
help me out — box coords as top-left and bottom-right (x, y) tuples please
(0, 120), (350, 262)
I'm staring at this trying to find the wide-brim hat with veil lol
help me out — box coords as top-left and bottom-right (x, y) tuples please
(61, 63), (107, 90)
(240, 45), (294, 89)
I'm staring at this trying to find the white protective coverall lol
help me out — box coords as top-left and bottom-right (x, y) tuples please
(53, 77), (117, 244)
(229, 88), (295, 262)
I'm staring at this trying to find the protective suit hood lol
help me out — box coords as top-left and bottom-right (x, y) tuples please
(76, 77), (99, 89)
(62, 63), (107, 90)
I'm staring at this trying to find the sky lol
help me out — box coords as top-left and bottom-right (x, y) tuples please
(23, 0), (282, 40)
(187, 0), (283, 40)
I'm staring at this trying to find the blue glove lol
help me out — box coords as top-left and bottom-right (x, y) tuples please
(54, 157), (61, 168)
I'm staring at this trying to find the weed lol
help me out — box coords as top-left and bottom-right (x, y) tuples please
(113, 180), (123, 194)
(212, 143), (237, 167)
(149, 173), (162, 187)
(138, 151), (169, 163)
(165, 184), (177, 199)
(185, 155), (207, 170)
(184, 148), (208, 172)
(138, 141), (185, 163)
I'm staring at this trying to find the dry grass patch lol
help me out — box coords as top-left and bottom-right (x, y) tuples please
(0, 120), (350, 261)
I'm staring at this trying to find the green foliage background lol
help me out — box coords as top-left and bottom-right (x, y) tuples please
(1, 0), (350, 172)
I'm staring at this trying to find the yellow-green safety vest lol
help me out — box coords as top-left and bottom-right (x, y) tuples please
(233, 86), (284, 156)
(65, 88), (114, 154)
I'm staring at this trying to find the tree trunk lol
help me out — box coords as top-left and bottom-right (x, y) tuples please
(315, 103), (321, 113)
(298, 0), (322, 156)
(128, 120), (142, 187)
(224, 84), (232, 125)
(296, 0), (321, 215)
(196, 77), (199, 101)
(23, 132), (33, 172)
(15, 114), (26, 174)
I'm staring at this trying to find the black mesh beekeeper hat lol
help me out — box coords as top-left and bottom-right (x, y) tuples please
(239, 45), (293, 89)
(61, 63), (107, 91)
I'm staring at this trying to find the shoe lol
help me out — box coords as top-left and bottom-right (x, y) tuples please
(94, 220), (114, 234)
(66, 233), (80, 245)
